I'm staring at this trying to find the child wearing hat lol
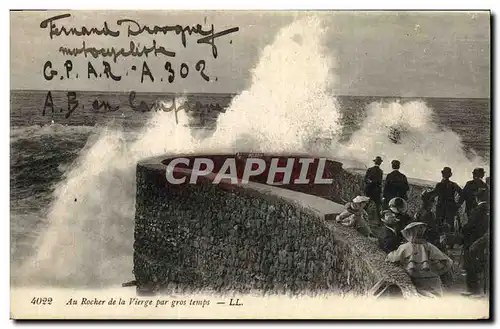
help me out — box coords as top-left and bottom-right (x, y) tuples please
(386, 222), (453, 297)
(336, 196), (373, 237)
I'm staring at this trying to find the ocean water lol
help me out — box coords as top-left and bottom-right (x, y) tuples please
(10, 17), (491, 288)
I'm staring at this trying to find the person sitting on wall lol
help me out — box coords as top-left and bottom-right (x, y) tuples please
(383, 160), (410, 209)
(458, 168), (488, 220)
(336, 195), (374, 238)
(378, 210), (403, 253)
(364, 156), (384, 223)
(415, 190), (441, 248)
(386, 222), (453, 297)
(387, 197), (413, 232)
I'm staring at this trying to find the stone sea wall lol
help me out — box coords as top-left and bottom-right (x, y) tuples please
(133, 155), (417, 297)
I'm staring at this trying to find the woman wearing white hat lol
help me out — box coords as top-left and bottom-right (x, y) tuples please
(336, 196), (373, 237)
(386, 222), (453, 297)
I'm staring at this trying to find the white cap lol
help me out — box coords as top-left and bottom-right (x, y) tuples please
(353, 195), (370, 204)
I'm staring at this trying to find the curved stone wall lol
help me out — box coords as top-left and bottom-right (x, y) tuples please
(133, 154), (419, 297)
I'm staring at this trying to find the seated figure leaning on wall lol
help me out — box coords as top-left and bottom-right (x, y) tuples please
(336, 195), (377, 239)
(387, 197), (413, 233)
(378, 210), (404, 253)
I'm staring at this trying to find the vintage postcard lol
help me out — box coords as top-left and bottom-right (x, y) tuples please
(10, 10), (491, 319)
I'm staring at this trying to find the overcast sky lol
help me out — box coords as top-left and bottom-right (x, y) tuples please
(10, 10), (490, 98)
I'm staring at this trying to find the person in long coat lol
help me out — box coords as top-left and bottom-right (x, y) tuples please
(364, 156), (384, 222)
(462, 188), (490, 296)
(458, 168), (488, 219)
(383, 160), (409, 208)
(432, 167), (462, 231)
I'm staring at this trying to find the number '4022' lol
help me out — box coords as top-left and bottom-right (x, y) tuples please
(31, 297), (53, 305)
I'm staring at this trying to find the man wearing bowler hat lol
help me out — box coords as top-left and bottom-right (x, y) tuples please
(383, 160), (410, 209)
(432, 167), (462, 231)
(458, 168), (488, 219)
(364, 156), (384, 222)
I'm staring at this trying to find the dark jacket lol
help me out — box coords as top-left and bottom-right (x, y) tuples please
(364, 166), (383, 198)
(414, 207), (440, 245)
(433, 179), (462, 207)
(463, 201), (489, 249)
(378, 224), (402, 253)
(458, 179), (488, 216)
(395, 212), (413, 232)
(383, 170), (410, 201)
(433, 179), (462, 227)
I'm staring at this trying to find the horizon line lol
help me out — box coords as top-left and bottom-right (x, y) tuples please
(9, 88), (490, 100)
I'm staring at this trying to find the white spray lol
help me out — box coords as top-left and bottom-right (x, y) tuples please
(205, 17), (342, 153)
(19, 98), (203, 287)
(337, 100), (489, 185)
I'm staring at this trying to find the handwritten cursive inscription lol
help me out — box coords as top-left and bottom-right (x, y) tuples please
(42, 91), (226, 122)
(59, 40), (176, 63)
(40, 13), (239, 59)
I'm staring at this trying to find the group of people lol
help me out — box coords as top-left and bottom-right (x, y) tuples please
(335, 156), (490, 298)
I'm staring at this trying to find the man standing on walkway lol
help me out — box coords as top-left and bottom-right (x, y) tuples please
(364, 156), (384, 222)
(433, 167), (462, 232)
(383, 160), (410, 209)
(462, 188), (490, 296)
(459, 168), (488, 220)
